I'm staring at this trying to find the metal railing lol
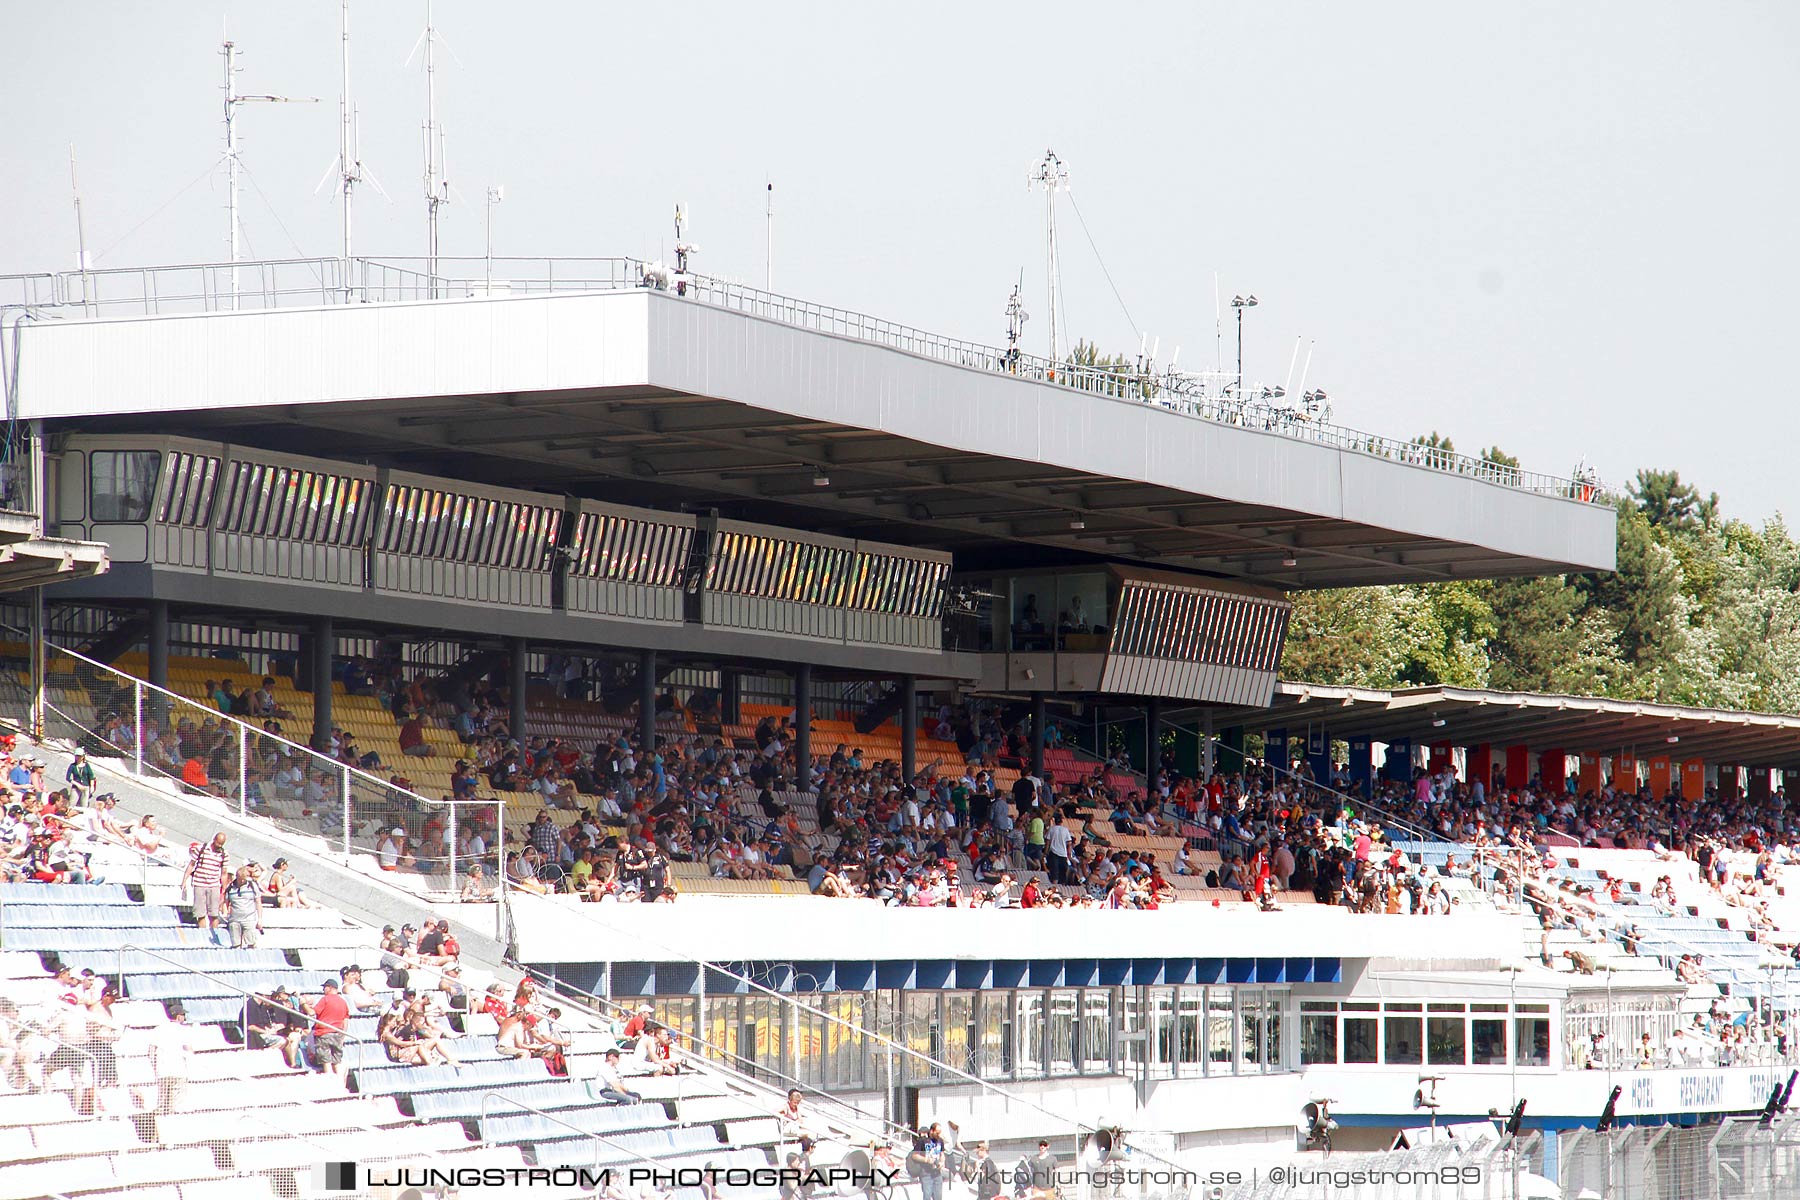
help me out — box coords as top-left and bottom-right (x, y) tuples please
(0, 253), (1613, 504)
(476, 1090), (668, 1199)
(510, 961), (905, 1151)
(5, 631), (505, 912)
(499, 877), (1196, 1182)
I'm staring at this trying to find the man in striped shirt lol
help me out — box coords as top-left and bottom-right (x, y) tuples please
(182, 831), (230, 945)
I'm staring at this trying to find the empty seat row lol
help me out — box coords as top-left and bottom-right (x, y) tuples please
(62, 948), (293, 976)
(350, 1055), (548, 1096)
(0, 882), (137, 905)
(405, 1078), (618, 1122)
(0, 903), (181, 927)
(126, 968), (368, 1001)
(479, 1100), (678, 1146)
(529, 1124), (726, 1168)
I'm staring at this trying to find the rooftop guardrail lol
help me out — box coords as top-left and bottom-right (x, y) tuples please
(0, 254), (1612, 504)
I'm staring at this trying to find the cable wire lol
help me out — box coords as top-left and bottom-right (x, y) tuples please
(93, 157), (224, 265)
(1066, 191), (1140, 339)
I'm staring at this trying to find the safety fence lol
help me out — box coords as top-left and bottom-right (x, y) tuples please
(0, 636), (501, 904)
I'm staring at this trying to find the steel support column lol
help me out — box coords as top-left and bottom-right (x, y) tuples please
(795, 664), (812, 792)
(509, 637), (528, 741)
(900, 674), (918, 785)
(1031, 691), (1047, 780)
(638, 648), (657, 753)
(311, 616), (333, 752)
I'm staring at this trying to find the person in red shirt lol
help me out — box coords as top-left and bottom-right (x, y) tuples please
(306, 978), (350, 1075)
(621, 1003), (654, 1046)
(1020, 877), (1040, 909)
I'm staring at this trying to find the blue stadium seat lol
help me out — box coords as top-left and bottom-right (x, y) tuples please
(349, 1057), (547, 1096)
(479, 1100), (673, 1146)
(0, 883), (136, 905)
(404, 1079), (614, 1121)
(1, 904), (180, 927)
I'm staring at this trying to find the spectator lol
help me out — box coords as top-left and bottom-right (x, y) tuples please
(376, 828), (411, 872)
(304, 978), (350, 1076)
(244, 986), (305, 1069)
(637, 1023), (681, 1076)
(495, 1005), (552, 1062)
(129, 813), (164, 855)
(148, 1004), (193, 1115)
(416, 918), (459, 968)
(435, 963), (468, 1014)
(339, 965), (382, 1014)
(908, 1124), (947, 1200)
(399, 712), (434, 758)
(182, 832), (230, 946)
(1025, 1140), (1058, 1198)
(267, 857), (318, 908)
(965, 1142), (1004, 1200)
(459, 863), (493, 901)
(594, 1048), (642, 1105)
(64, 749), (96, 805)
(223, 866), (264, 948)
(776, 1088), (822, 1142)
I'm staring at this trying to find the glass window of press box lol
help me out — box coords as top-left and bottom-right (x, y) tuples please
(628, 985), (1296, 1093)
(1005, 573), (1114, 652)
(90, 450), (162, 522)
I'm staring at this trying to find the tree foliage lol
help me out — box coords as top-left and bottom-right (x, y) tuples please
(1281, 467), (1800, 714)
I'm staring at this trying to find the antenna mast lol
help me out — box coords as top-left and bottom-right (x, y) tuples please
(68, 147), (92, 317)
(337, 0), (362, 294)
(672, 204), (698, 297)
(1028, 149), (1068, 363)
(419, 0), (450, 296)
(221, 37), (316, 309)
(765, 181), (773, 292)
(1004, 270), (1028, 373)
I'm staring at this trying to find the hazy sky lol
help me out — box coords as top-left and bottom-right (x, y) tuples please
(5, 3), (1796, 518)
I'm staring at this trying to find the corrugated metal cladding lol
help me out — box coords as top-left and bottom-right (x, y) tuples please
(700, 519), (952, 648)
(1100, 581), (1290, 705)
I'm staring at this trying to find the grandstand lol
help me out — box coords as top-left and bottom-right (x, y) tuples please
(11, 250), (1800, 1198)
(0, 839), (886, 1200)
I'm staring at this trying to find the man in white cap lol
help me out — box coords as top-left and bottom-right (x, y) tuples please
(65, 749), (97, 805)
(377, 827), (409, 871)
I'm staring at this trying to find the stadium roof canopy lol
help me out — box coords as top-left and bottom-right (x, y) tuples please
(1214, 682), (1800, 767)
(7, 257), (1616, 591)
(0, 510), (108, 593)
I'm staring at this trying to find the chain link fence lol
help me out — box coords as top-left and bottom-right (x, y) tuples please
(1559, 1115), (1800, 1200)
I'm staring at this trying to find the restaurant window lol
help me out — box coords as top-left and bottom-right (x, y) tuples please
(1384, 1003), (1423, 1065)
(1301, 1001), (1338, 1065)
(1472, 1005), (1509, 1065)
(1428, 1003), (1468, 1067)
(1515, 1005), (1551, 1066)
(1342, 1002), (1379, 1064)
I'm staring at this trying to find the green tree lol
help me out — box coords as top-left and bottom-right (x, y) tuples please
(1575, 501), (1686, 669)
(1628, 468), (1719, 533)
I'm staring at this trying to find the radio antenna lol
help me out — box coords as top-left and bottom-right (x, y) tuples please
(68, 146), (92, 316)
(407, 0), (452, 295)
(1028, 150), (1068, 363)
(313, 0), (365, 298)
(221, 35), (316, 308)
